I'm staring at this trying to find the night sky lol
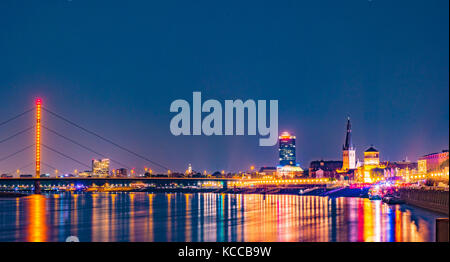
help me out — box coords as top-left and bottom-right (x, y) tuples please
(0, 0), (448, 175)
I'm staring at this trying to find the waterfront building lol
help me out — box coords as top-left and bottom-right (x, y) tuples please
(354, 146), (386, 183)
(342, 117), (356, 170)
(92, 158), (110, 177)
(309, 160), (343, 179)
(259, 166), (277, 178)
(418, 159), (427, 174)
(383, 160), (418, 181)
(115, 168), (128, 177)
(364, 146), (380, 166)
(276, 165), (304, 178)
(277, 132), (303, 178)
(417, 150), (449, 182)
(418, 150), (449, 173)
(78, 170), (92, 177)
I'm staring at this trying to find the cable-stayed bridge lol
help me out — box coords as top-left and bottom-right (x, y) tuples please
(0, 98), (170, 177)
(0, 98), (330, 193)
(0, 98), (177, 192)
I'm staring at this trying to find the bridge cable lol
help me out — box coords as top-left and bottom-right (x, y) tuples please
(41, 162), (58, 172)
(0, 108), (34, 128)
(42, 125), (131, 170)
(43, 107), (170, 171)
(4, 162), (34, 175)
(41, 144), (91, 169)
(0, 126), (34, 145)
(0, 144), (35, 163)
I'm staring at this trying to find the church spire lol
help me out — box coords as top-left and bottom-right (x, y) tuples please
(343, 116), (353, 150)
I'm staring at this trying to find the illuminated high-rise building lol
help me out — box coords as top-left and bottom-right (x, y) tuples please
(186, 163), (193, 176)
(277, 132), (303, 178)
(279, 132), (296, 166)
(92, 158), (110, 177)
(342, 117), (356, 170)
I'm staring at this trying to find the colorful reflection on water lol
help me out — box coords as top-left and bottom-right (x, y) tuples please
(0, 193), (442, 242)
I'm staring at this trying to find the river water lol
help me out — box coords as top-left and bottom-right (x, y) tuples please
(0, 192), (442, 242)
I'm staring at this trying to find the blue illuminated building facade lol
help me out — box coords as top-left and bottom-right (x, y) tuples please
(279, 132), (296, 166)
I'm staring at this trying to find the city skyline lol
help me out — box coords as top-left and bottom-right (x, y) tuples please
(0, 0), (448, 247)
(0, 102), (447, 175)
(0, 0), (448, 174)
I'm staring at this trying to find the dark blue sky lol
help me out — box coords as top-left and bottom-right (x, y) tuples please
(0, 0), (448, 174)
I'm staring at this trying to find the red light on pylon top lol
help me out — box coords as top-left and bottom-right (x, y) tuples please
(36, 98), (42, 105)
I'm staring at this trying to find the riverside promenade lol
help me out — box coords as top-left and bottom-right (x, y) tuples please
(399, 188), (449, 215)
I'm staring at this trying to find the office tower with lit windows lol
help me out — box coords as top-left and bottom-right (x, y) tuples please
(277, 132), (303, 178)
(279, 132), (296, 166)
(92, 158), (110, 177)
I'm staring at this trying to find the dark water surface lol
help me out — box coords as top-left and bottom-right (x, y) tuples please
(0, 192), (442, 242)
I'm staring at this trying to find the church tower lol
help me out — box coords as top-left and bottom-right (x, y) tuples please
(342, 117), (356, 170)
